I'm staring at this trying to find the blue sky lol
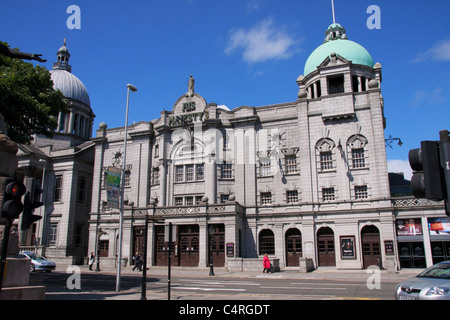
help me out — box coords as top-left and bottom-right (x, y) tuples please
(1, 0), (449, 179)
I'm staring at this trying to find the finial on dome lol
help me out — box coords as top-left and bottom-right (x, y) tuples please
(64, 38), (66, 46)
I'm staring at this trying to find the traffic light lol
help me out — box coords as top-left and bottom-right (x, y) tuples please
(21, 179), (43, 231)
(1, 179), (26, 220)
(409, 141), (445, 200)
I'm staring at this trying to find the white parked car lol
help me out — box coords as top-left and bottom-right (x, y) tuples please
(19, 251), (56, 273)
(395, 261), (450, 300)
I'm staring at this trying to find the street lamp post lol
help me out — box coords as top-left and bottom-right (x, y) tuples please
(208, 225), (215, 276)
(116, 83), (137, 292)
(141, 198), (157, 300)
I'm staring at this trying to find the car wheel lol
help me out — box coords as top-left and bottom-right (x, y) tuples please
(30, 264), (35, 273)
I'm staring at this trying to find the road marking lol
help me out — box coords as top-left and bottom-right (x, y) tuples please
(185, 280), (260, 286)
(175, 287), (246, 292)
(260, 286), (348, 291)
(290, 282), (361, 286)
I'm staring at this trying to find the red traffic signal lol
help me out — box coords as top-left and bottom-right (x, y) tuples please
(2, 180), (26, 219)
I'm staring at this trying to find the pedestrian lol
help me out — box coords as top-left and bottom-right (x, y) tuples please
(132, 252), (142, 271)
(263, 254), (271, 273)
(88, 252), (95, 271)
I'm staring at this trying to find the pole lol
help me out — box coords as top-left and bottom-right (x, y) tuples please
(140, 213), (148, 300)
(168, 222), (172, 301)
(0, 218), (12, 294)
(439, 130), (450, 216)
(331, 0), (336, 24)
(95, 134), (106, 272)
(116, 85), (133, 292)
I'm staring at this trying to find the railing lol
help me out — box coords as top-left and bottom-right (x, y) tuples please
(392, 197), (444, 208)
(127, 202), (244, 218)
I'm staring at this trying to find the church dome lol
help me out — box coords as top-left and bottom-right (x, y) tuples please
(304, 23), (374, 76)
(50, 69), (91, 107)
(50, 40), (91, 107)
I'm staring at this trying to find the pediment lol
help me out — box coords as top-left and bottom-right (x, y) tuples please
(317, 53), (351, 71)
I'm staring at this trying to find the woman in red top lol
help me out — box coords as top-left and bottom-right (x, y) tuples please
(263, 254), (271, 273)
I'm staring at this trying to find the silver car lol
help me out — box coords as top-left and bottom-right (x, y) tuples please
(395, 261), (450, 300)
(19, 251), (56, 273)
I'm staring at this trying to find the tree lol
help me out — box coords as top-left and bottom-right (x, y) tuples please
(0, 42), (67, 144)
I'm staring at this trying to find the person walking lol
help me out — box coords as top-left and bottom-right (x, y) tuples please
(88, 252), (95, 271)
(263, 254), (271, 273)
(132, 252), (142, 271)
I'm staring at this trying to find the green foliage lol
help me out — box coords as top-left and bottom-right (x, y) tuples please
(0, 42), (67, 144)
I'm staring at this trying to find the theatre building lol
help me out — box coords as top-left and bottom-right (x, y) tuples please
(88, 23), (448, 271)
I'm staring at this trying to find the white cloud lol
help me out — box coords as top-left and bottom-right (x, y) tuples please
(225, 18), (297, 63)
(414, 40), (450, 63)
(388, 159), (412, 180)
(411, 87), (445, 107)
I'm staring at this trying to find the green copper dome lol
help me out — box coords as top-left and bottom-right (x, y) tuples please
(304, 24), (374, 76)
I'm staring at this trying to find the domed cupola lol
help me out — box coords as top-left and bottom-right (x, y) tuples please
(303, 23), (374, 77)
(50, 40), (95, 140)
(297, 22), (382, 102)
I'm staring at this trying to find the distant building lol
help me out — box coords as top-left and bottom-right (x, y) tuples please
(88, 23), (448, 272)
(17, 41), (95, 266)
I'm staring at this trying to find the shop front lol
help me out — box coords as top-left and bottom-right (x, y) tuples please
(396, 217), (450, 269)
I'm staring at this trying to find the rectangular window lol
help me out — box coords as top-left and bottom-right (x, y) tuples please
(220, 163), (233, 179)
(320, 151), (333, 170)
(49, 223), (58, 245)
(355, 185), (368, 199)
(77, 176), (87, 203)
(260, 192), (272, 205)
(220, 194), (230, 203)
(186, 164), (194, 181)
(176, 165), (184, 182)
(322, 188), (335, 201)
(152, 168), (159, 185)
(53, 175), (63, 202)
(175, 197), (183, 206)
(286, 190), (298, 204)
(260, 158), (271, 176)
(351, 148), (365, 168)
(124, 170), (131, 187)
(328, 75), (345, 94)
(285, 155), (298, 174)
(196, 164), (204, 180)
(75, 224), (83, 247)
(185, 196), (194, 206)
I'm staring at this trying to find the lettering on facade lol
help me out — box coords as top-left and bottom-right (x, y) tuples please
(168, 101), (209, 126)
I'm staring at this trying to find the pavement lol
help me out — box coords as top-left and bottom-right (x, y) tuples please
(44, 265), (422, 300)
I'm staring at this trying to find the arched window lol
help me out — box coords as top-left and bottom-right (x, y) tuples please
(259, 229), (275, 255)
(316, 138), (335, 171)
(347, 135), (368, 169)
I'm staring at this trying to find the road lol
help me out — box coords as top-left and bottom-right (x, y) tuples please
(37, 270), (398, 300)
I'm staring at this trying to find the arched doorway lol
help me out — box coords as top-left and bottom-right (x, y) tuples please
(317, 227), (336, 266)
(259, 229), (275, 255)
(361, 225), (381, 269)
(285, 228), (302, 266)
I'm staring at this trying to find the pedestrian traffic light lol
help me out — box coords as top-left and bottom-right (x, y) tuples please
(409, 141), (445, 200)
(21, 179), (43, 231)
(1, 179), (26, 220)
